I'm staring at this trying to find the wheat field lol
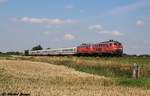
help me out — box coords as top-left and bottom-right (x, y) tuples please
(0, 60), (150, 96)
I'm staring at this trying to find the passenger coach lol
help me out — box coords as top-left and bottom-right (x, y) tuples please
(26, 47), (77, 56)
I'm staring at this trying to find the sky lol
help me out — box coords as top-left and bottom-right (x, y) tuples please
(0, 0), (150, 54)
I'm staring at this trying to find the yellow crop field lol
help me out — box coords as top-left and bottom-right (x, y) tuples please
(0, 60), (150, 96)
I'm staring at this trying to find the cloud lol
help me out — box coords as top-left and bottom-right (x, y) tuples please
(16, 17), (78, 25)
(110, 0), (150, 15)
(88, 25), (102, 30)
(88, 24), (124, 36)
(79, 10), (85, 13)
(65, 5), (74, 9)
(136, 20), (144, 27)
(43, 31), (51, 35)
(63, 34), (76, 40)
(0, 0), (7, 3)
(99, 30), (124, 36)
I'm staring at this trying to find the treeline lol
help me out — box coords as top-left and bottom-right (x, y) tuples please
(30, 44), (50, 51)
(0, 45), (45, 56)
(123, 53), (150, 57)
(0, 51), (22, 56)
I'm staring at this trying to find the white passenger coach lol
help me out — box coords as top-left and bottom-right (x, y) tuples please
(28, 47), (77, 56)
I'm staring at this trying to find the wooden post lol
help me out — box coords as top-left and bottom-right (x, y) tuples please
(132, 63), (140, 78)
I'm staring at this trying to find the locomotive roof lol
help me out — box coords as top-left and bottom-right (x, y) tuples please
(79, 43), (91, 47)
(79, 40), (121, 47)
(100, 40), (121, 44)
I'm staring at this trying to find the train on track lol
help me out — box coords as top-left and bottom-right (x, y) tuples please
(25, 40), (123, 56)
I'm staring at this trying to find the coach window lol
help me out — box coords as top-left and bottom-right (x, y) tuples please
(107, 45), (109, 48)
(114, 43), (117, 46)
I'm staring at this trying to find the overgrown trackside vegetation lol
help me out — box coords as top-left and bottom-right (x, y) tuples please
(4, 56), (149, 88)
(0, 52), (21, 57)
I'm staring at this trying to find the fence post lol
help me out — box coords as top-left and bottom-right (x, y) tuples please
(132, 63), (140, 78)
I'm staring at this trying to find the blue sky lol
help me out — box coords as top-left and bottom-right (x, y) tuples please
(0, 0), (150, 54)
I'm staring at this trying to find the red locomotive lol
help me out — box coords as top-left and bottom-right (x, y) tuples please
(77, 40), (123, 56)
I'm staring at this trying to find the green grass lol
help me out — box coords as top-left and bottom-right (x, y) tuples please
(0, 54), (12, 57)
(118, 77), (150, 88)
(4, 56), (150, 88)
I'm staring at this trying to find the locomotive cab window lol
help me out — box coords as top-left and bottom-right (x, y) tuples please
(114, 43), (117, 46)
(118, 43), (121, 46)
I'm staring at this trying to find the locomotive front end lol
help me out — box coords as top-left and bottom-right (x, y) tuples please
(112, 41), (123, 56)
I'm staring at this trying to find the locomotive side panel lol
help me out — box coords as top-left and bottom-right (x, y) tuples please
(77, 44), (93, 55)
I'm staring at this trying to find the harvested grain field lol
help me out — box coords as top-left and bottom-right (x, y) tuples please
(0, 60), (150, 96)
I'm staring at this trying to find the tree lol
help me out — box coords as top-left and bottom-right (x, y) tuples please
(31, 45), (43, 51)
(46, 48), (51, 49)
(5, 51), (21, 55)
